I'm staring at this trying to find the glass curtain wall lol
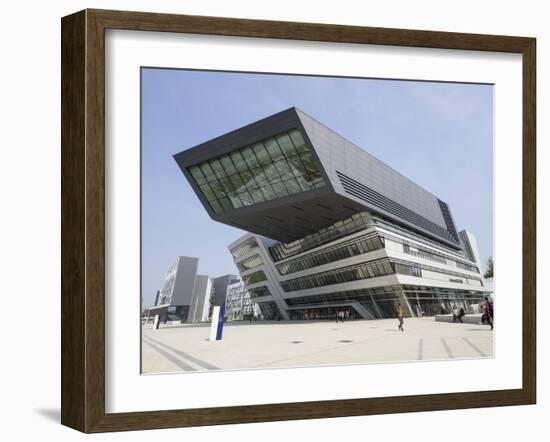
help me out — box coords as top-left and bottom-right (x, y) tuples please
(188, 129), (325, 214)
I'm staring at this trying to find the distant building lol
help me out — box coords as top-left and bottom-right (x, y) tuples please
(189, 275), (212, 322)
(175, 108), (488, 320)
(225, 279), (259, 320)
(211, 274), (240, 306)
(207, 274), (240, 318)
(148, 256), (212, 323)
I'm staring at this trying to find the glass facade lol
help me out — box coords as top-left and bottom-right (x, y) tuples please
(280, 259), (395, 292)
(188, 129), (325, 214)
(248, 286), (272, 299)
(394, 263), (422, 277)
(236, 254), (263, 272)
(403, 285), (485, 317)
(230, 237), (258, 259)
(403, 243), (446, 264)
(289, 306), (362, 321)
(278, 257), (480, 293)
(284, 286), (403, 319)
(242, 270), (267, 285)
(277, 234), (384, 275)
(456, 261), (479, 273)
(257, 301), (282, 320)
(270, 212), (374, 262)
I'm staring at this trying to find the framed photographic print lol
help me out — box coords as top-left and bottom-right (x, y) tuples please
(61, 9), (536, 433)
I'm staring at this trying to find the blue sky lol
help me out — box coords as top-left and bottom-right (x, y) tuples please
(141, 68), (493, 307)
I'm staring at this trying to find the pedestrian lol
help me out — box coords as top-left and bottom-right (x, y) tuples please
(457, 307), (465, 323)
(396, 304), (405, 332)
(452, 305), (459, 322)
(484, 296), (494, 330)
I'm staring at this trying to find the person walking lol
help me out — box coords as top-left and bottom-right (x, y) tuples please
(484, 296), (494, 330)
(457, 307), (465, 323)
(396, 304), (405, 332)
(452, 305), (459, 323)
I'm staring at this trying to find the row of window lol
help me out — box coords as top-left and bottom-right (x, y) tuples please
(279, 255), (482, 293)
(269, 212), (373, 262)
(394, 263), (422, 277)
(401, 259), (482, 283)
(404, 286), (486, 317)
(284, 286), (402, 306)
(188, 129), (325, 214)
(230, 237), (258, 259)
(456, 261), (479, 273)
(256, 301), (282, 320)
(402, 242), (479, 273)
(403, 244), (446, 264)
(280, 259), (395, 292)
(236, 254), (263, 272)
(372, 216), (466, 258)
(248, 286), (272, 299)
(190, 130), (308, 184)
(242, 270), (267, 286)
(276, 235), (384, 275)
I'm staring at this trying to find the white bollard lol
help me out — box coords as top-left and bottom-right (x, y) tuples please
(153, 314), (160, 330)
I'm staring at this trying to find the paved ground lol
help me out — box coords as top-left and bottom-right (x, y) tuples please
(141, 317), (494, 374)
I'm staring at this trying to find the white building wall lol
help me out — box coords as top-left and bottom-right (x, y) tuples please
(229, 217), (487, 320)
(190, 275), (211, 322)
(459, 230), (485, 276)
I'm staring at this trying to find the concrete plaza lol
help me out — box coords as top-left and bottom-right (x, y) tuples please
(141, 317), (494, 374)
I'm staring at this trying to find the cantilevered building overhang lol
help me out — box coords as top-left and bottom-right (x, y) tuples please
(174, 108), (461, 250)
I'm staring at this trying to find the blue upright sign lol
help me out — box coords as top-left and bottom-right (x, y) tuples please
(216, 305), (225, 340)
(209, 305), (225, 341)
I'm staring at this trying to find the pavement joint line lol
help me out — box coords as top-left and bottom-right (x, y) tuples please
(143, 334), (221, 371)
(142, 338), (197, 372)
(440, 338), (455, 359)
(462, 337), (488, 357)
(418, 339), (423, 360)
(253, 321), (439, 368)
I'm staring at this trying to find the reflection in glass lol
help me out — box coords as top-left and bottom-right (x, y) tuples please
(188, 129), (325, 214)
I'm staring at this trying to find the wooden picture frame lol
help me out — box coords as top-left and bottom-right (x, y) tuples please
(61, 8), (536, 433)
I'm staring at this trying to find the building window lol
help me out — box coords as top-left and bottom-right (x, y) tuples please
(188, 128), (326, 214)
(257, 301), (281, 320)
(276, 234), (385, 275)
(236, 254), (263, 272)
(280, 259), (395, 292)
(230, 237), (258, 259)
(403, 243), (447, 265)
(248, 286), (272, 299)
(394, 263), (422, 277)
(242, 270), (268, 285)
(456, 261), (479, 273)
(269, 212), (374, 261)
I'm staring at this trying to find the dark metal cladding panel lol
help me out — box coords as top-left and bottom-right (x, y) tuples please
(173, 107), (461, 248)
(295, 109), (461, 249)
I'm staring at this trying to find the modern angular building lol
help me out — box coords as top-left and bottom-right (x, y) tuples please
(147, 256), (212, 323)
(224, 279), (259, 321)
(174, 108), (487, 320)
